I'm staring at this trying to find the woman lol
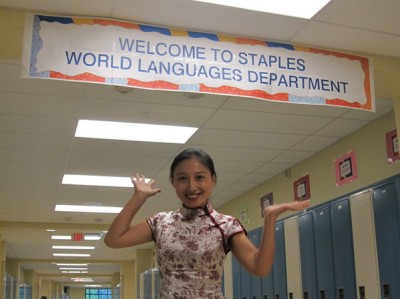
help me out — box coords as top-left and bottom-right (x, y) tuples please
(104, 148), (309, 298)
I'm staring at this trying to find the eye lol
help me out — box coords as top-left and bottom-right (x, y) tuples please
(196, 175), (206, 181)
(177, 175), (187, 181)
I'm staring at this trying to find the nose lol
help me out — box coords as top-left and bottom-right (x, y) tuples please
(187, 178), (197, 191)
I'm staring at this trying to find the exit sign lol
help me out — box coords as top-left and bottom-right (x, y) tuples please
(72, 233), (84, 241)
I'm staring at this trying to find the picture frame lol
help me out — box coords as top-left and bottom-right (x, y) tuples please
(260, 192), (273, 218)
(293, 174), (311, 201)
(334, 150), (358, 186)
(385, 129), (399, 163)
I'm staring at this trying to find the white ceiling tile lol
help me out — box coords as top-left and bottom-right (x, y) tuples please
(315, 118), (370, 137)
(204, 109), (334, 134)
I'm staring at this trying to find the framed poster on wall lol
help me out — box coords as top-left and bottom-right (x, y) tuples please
(260, 192), (273, 218)
(293, 174), (311, 201)
(334, 150), (358, 186)
(386, 129), (399, 163)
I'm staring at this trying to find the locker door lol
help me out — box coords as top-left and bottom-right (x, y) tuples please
(284, 217), (302, 299)
(373, 181), (400, 299)
(273, 221), (287, 299)
(233, 255), (242, 299)
(298, 212), (317, 299)
(330, 198), (356, 299)
(313, 206), (335, 299)
(350, 190), (381, 299)
(249, 228), (263, 299)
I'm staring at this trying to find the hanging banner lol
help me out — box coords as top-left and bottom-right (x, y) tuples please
(22, 14), (375, 111)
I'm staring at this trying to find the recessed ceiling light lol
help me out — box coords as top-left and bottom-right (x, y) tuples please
(53, 253), (91, 257)
(52, 235), (71, 240)
(56, 263), (88, 266)
(60, 267), (87, 271)
(55, 204), (122, 214)
(192, 0), (331, 19)
(62, 174), (134, 187)
(53, 246), (95, 250)
(75, 119), (198, 144)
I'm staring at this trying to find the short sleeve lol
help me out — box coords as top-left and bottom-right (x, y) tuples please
(146, 212), (167, 243)
(218, 215), (247, 253)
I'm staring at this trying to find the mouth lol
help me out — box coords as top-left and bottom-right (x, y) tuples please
(185, 193), (201, 200)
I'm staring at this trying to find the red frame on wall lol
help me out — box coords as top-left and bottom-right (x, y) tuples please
(293, 174), (311, 201)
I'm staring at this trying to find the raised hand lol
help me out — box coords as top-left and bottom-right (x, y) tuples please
(264, 200), (310, 219)
(131, 173), (161, 198)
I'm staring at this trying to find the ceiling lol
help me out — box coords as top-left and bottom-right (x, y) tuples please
(0, 0), (399, 288)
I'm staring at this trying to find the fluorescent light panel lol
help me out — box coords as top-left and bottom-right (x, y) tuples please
(75, 119), (198, 144)
(55, 204), (122, 213)
(63, 174), (132, 187)
(53, 253), (91, 257)
(53, 245), (95, 250)
(193, 0), (331, 19)
(56, 263), (88, 266)
(52, 234), (101, 241)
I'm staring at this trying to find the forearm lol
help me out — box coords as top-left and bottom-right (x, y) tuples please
(253, 212), (278, 276)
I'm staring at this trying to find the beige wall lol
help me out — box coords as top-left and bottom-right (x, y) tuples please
(219, 110), (399, 231)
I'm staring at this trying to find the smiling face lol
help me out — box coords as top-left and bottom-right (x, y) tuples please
(170, 157), (216, 208)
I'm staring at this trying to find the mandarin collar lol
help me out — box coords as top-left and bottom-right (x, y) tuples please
(179, 202), (213, 219)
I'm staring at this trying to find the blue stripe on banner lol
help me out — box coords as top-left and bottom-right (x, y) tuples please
(38, 15), (73, 24)
(139, 25), (171, 36)
(188, 31), (219, 41)
(267, 42), (295, 50)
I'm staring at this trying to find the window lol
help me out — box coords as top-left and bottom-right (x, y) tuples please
(85, 288), (112, 299)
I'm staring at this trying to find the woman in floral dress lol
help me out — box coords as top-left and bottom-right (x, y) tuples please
(105, 148), (309, 298)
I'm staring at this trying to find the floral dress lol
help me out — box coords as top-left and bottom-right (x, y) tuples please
(146, 203), (245, 299)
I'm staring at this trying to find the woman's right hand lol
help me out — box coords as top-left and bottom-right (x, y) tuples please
(131, 173), (161, 198)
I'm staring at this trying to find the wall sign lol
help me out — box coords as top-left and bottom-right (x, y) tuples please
(22, 14), (375, 111)
(386, 129), (399, 163)
(334, 150), (358, 186)
(293, 174), (311, 201)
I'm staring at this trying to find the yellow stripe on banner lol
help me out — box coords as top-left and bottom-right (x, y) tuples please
(217, 35), (236, 43)
(170, 29), (188, 36)
(73, 18), (95, 25)
(294, 46), (310, 52)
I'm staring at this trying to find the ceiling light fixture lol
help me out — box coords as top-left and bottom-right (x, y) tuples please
(55, 204), (122, 214)
(192, 0), (332, 19)
(62, 174), (134, 187)
(75, 119), (198, 144)
(52, 246), (95, 250)
(52, 235), (71, 240)
(53, 253), (91, 257)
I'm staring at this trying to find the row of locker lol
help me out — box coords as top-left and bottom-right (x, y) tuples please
(232, 174), (400, 299)
(137, 268), (160, 299)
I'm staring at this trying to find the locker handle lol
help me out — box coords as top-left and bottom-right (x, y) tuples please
(289, 292), (293, 299)
(359, 286), (365, 299)
(338, 287), (344, 299)
(264, 296), (267, 299)
(383, 283), (390, 299)
(253, 297), (256, 299)
(303, 291), (308, 299)
(320, 289), (325, 299)
(275, 295), (279, 299)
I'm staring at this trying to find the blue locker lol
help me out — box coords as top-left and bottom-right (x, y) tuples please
(232, 255), (242, 299)
(240, 265), (252, 299)
(273, 221), (287, 299)
(313, 206), (335, 299)
(330, 198), (356, 299)
(298, 212), (317, 299)
(373, 181), (400, 299)
(249, 228), (263, 299)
